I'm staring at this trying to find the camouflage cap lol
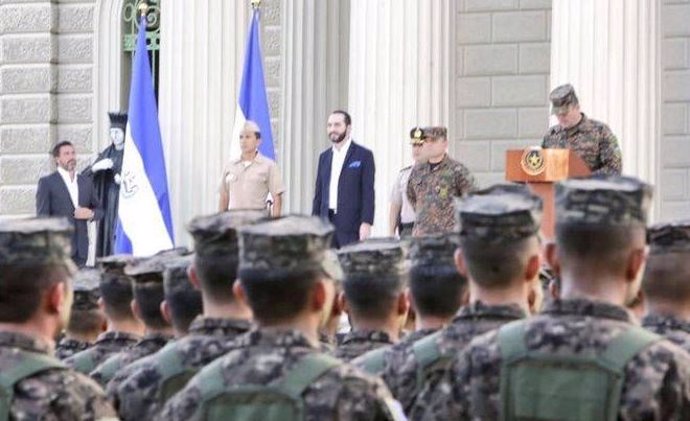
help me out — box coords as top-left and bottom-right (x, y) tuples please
(648, 221), (690, 254)
(337, 239), (407, 282)
(455, 183), (543, 242)
(238, 215), (335, 277)
(555, 175), (652, 227)
(0, 217), (74, 267)
(409, 233), (461, 269)
(72, 268), (101, 311)
(550, 83), (579, 115)
(187, 210), (267, 259)
(163, 255), (195, 295)
(97, 254), (135, 275)
(419, 126), (448, 141)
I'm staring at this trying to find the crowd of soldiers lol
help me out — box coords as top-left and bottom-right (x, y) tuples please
(3, 166), (690, 420)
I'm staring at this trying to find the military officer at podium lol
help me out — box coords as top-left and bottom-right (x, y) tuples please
(542, 84), (622, 175)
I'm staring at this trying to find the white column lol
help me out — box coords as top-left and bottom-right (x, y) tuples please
(347, 0), (453, 236)
(280, 0), (349, 214)
(158, 1), (249, 246)
(551, 0), (660, 188)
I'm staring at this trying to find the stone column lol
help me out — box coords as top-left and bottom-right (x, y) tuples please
(279, 0), (350, 213)
(347, 0), (454, 236)
(551, 0), (660, 189)
(0, 0), (57, 215)
(158, 1), (250, 245)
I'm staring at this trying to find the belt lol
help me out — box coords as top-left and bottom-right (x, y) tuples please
(400, 222), (414, 230)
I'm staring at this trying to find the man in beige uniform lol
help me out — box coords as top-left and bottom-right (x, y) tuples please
(218, 120), (285, 216)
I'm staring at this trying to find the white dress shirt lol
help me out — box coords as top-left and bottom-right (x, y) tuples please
(57, 167), (79, 208)
(328, 138), (352, 213)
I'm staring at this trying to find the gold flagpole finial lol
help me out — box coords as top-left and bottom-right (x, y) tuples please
(251, 0), (261, 10)
(138, 1), (149, 17)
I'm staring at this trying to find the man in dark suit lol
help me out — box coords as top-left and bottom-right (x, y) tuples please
(36, 141), (103, 267)
(312, 110), (375, 248)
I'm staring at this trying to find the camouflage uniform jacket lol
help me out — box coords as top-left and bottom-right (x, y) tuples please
(331, 330), (395, 362)
(643, 313), (690, 354)
(407, 154), (477, 236)
(353, 328), (438, 375)
(415, 299), (690, 421)
(542, 113), (622, 175)
(0, 331), (118, 421)
(64, 331), (141, 375)
(156, 328), (401, 421)
(90, 332), (173, 388)
(108, 317), (252, 421)
(386, 303), (525, 413)
(55, 337), (91, 360)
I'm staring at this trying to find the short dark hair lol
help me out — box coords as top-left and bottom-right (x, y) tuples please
(239, 269), (321, 324)
(67, 309), (106, 336)
(100, 274), (136, 322)
(0, 264), (69, 323)
(460, 237), (535, 289)
(343, 275), (404, 321)
(194, 255), (239, 304)
(132, 279), (169, 330)
(51, 141), (73, 158)
(643, 253), (690, 304)
(165, 285), (203, 334)
(555, 224), (643, 275)
(331, 110), (352, 126)
(410, 266), (467, 318)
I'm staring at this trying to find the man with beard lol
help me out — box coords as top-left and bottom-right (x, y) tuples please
(0, 218), (117, 420)
(36, 141), (103, 267)
(313, 110), (375, 248)
(83, 112), (127, 257)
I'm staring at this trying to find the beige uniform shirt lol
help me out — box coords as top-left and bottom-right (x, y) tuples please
(219, 153), (285, 210)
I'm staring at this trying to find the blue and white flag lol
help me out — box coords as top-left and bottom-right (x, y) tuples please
(230, 8), (275, 160)
(114, 15), (174, 256)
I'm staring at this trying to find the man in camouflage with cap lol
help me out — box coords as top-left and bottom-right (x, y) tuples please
(55, 267), (106, 360)
(417, 175), (690, 421)
(65, 254), (144, 374)
(90, 249), (185, 387)
(0, 218), (117, 420)
(158, 215), (403, 421)
(542, 83), (622, 175)
(392, 184), (542, 417)
(407, 126), (477, 236)
(109, 210), (261, 421)
(354, 233), (468, 408)
(332, 239), (409, 361)
(389, 128), (426, 238)
(641, 221), (690, 353)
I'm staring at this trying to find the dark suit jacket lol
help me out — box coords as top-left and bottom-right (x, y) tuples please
(312, 141), (375, 247)
(36, 171), (103, 266)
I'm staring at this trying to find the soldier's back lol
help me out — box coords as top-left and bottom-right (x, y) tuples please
(64, 331), (140, 375)
(332, 330), (395, 362)
(158, 329), (400, 421)
(643, 314), (690, 354)
(55, 337), (91, 360)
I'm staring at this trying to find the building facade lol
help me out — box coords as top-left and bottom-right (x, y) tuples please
(1, 0), (689, 244)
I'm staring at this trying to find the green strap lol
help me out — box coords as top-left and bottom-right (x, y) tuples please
(277, 354), (342, 400)
(0, 352), (65, 421)
(497, 321), (528, 363)
(358, 348), (387, 375)
(96, 357), (122, 385)
(70, 351), (96, 375)
(156, 344), (185, 380)
(600, 326), (660, 372)
(412, 331), (442, 369)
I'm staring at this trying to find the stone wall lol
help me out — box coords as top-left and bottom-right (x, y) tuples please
(453, 0), (552, 188)
(660, 0), (690, 219)
(0, 0), (95, 216)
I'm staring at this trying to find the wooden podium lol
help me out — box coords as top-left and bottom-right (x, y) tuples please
(505, 148), (590, 239)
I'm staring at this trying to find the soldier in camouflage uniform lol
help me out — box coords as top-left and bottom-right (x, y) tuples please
(416, 176), (690, 421)
(158, 215), (402, 421)
(0, 218), (117, 420)
(641, 221), (690, 353)
(542, 84), (622, 175)
(332, 239), (409, 361)
(90, 250), (185, 387)
(55, 267), (106, 360)
(389, 128), (426, 238)
(375, 184), (541, 415)
(108, 210), (262, 420)
(353, 234), (468, 395)
(65, 254), (144, 374)
(407, 126), (477, 236)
